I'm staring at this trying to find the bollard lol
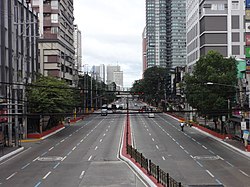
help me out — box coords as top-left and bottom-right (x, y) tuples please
(149, 159), (151, 175)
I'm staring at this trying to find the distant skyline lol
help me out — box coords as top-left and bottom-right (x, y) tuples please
(74, 0), (145, 88)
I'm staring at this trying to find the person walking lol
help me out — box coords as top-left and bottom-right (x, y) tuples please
(180, 122), (184, 131)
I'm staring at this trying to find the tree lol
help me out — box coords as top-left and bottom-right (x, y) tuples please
(142, 66), (168, 106)
(26, 75), (76, 130)
(183, 50), (238, 130)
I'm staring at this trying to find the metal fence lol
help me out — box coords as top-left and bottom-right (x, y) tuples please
(127, 144), (183, 187)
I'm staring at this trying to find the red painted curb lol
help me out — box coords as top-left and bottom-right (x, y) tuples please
(121, 114), (164, 187)
(27, 124), (64, 139)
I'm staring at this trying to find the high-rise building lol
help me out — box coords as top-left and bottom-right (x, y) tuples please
(113, 71), (123, 89)
(74, 25), (82, 76)
(145, 0), (170, 68)
(171, 0), (186, 67)
(144, 0), (186, 70)
(92, 64), (105, 83)
(142, 27), (147, 74)
(0, 0), (38, 144)
(30, 0), (76, 85)
(186, 0), (245, 72)
(106, 65), (120, 85)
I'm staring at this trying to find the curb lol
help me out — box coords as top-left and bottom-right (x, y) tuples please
(119, 123), (157, 187)
(0, 147), (24, 162)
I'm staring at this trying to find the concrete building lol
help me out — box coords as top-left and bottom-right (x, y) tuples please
(74, 25), (82, 79)
(142, 27), (147, 74)
(30, 0), (76, 85)
(92, 64), (105, 83)
(171, 0), (186, 67)
(186, 0), (245, 72)
(113, 71), (123, 89)
(0, 0), (38, 145)
(145, 0), (186, 70)
(106, 65), (120, 84)
(145, 0), (171, 68)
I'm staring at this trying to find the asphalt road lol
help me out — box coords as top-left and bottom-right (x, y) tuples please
(0, 113), (146, 187)
(130, 111), (250, 187)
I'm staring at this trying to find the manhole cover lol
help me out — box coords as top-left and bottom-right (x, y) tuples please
(38, 156), (63, 162)
(193, 155), (219, 160)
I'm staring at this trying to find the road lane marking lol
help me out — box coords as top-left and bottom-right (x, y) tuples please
(190, 155), (194, 158)
(226, 161), (234, 167)
(202, 145), (207, 149)
(34, 181), (42, 187)
(172, 138), (176, 142)
(43, 171), (51, 179)
(77, 143), (80, 146)
(152, 138), (155, 141)
(216, 179), (222, 184)
(156, 145), (159, 149)
(217, 155), (224, 160)
(55, 143), (60, 146)
(88, 155), (92, 161)
(149, 133), (151, 136)
(61, 156), (67, 161)
(239, 169), (249, 177)
(95, 146), (98, 150)
(33, 157), (40, 162)
(100, 139), (103, 142)
(209, 150), (215, 154)
(72, 146), (76, 151)
(180, 145), (184, 149)
(197, 142), (201, 145)
(6, 172), (17, 180)
(60, 139), (65, 143)
(53, 162), (60, 169)
(162, 156), (166, 160)
(176, 141), (179, 145)
(184, 150), (189, 154)
(49, 147), (54, 151)
(206, 170), (214, 178)
(21, 163), (30, 169)
(41, 152), (47, 156)
(79, 171), (85, 179)
(103, 133), (106, 136)
(196, 161), (203, 167)
(67, 151), (72, 156)
(192, 138), (196, 141)
(80, 139), (84, 142)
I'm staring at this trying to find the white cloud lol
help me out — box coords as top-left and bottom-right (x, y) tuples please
(74, 0), (145, 88)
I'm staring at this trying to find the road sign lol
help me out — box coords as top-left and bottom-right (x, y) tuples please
(241, 121), (247, 130)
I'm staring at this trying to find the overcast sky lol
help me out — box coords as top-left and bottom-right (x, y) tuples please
(74, 0), (145, 88)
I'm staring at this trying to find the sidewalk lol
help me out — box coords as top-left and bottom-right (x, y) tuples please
(0, 123), (66, 162)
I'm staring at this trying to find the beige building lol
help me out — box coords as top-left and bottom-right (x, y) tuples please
(30, 0), (76, 85)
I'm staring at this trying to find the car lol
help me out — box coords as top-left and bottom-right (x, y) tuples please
(101, 108), (108, 116)
(148, 113), (155, 118)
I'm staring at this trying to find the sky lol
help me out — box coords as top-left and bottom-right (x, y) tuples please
(74, 0), (145, 88)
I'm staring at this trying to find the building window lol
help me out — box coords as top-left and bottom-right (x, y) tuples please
(232, 1), (239, 10)
(51, 27), (58, 34)
(51, 0), (58, 9)
(51, 14), (58, 23)
(211, 4), (225, 10)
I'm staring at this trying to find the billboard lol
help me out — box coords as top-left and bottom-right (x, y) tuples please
(246, 10), (250, 20)
(246, 34), (250, 46)
(247, 0), (250, 8)
(246, 47), (250, 58)
(246, 23), (250, 32)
